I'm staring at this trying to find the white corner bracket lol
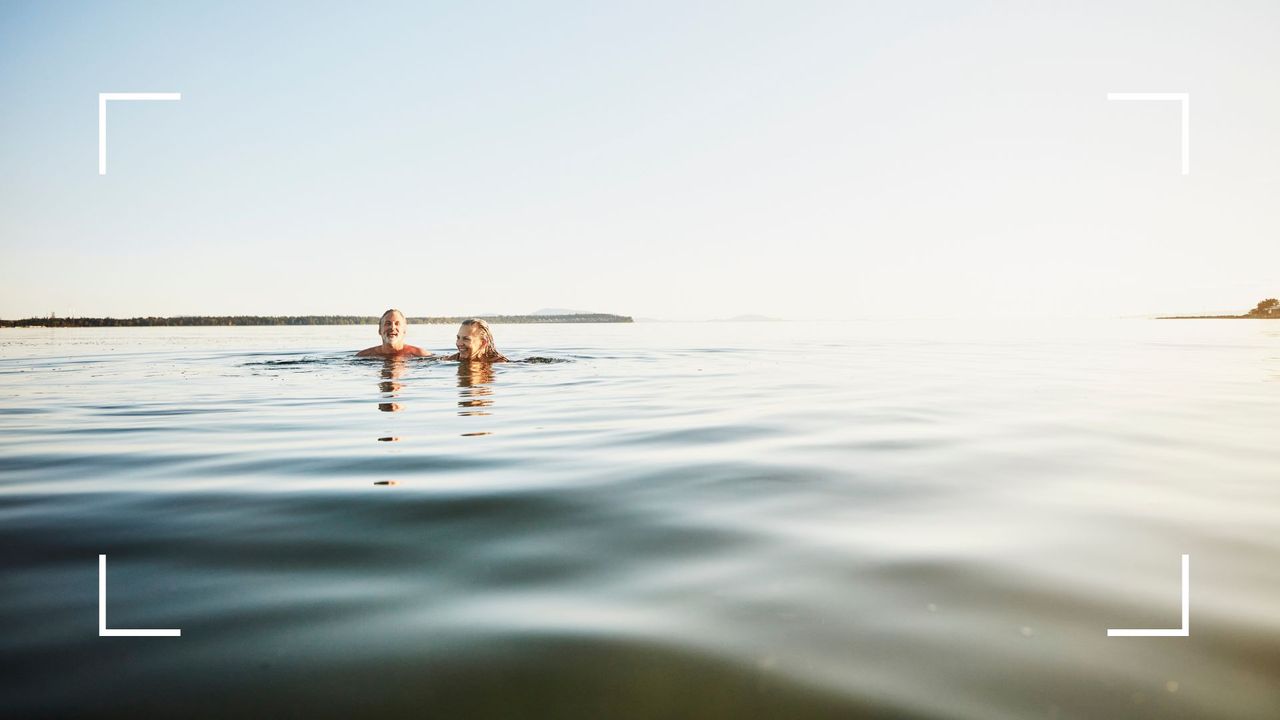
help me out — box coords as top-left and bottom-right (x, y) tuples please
(1105, 92), (1190, 175)
(98, 92), (182, 175)
(99, 554), (181, 637)
(1107, 554), (1189, 637)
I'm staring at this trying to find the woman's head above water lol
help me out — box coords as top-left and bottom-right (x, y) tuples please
(454, 318), (508, 362)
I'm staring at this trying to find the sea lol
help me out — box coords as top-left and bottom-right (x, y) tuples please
(1, 320), (1277, 718)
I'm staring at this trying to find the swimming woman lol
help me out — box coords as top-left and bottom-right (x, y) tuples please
(445, 318), (509, 362)
(356, 308), (434, 358)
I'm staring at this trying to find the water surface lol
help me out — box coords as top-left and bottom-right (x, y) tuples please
(2, 321), (1278, 718)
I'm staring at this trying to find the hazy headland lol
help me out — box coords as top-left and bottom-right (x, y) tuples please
(1160, 297), (1279, 320)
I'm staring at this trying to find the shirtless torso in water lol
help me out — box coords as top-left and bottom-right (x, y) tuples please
(356, 309), (434, 359)
(358, 344), (432, 359)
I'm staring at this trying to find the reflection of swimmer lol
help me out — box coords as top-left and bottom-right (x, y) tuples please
(444, 318), (509, 363)
(457, 361), (494, 416)
(357, 309), (433, 358)
(376, 359), (406, 412)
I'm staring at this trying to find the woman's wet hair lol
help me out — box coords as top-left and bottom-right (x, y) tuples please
(461, 318), (504, 361)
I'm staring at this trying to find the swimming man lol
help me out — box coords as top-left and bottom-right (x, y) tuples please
(356, 308), (433, 358)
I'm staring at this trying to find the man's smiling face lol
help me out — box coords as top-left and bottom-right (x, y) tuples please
(379, 311), (406, 349)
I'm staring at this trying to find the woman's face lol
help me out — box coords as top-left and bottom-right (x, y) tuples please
(455, 323), (486, 360)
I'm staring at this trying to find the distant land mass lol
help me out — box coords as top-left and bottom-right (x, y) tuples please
(1160, 297), (1279, 320)
(0, 313), (633, 328)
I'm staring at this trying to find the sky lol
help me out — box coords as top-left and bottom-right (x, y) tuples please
(2, 0), (1279, 320)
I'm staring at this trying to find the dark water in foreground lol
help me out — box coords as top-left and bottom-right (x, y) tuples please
(2, 321), (1278, 718)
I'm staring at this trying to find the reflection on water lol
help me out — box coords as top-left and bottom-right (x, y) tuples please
(1, 322), (1279, 719)
(457, 361), (495, 419)
(377, 359), (407, 413)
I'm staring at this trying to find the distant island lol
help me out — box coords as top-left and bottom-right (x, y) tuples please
(0, 313), (633, 328)
(1160, 298), (1279, 320)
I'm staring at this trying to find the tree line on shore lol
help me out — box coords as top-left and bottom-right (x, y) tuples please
(1160, 297), (1279, 319)
(0, 313), (633, 328)
(1246, 298), (1279, 318)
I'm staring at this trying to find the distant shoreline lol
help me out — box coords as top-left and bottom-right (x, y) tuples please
(1157, 315), (1280, 320)
(1164, 299), (1280, 320)
(0, 314), (633, 328)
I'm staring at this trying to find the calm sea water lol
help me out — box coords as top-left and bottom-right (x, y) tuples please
(2, 320), (1278, 718)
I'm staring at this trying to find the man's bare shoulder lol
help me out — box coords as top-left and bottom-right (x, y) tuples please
(357, 345), (434, 359)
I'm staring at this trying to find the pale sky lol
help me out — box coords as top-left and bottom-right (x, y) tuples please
(2, 1), (1278, 320)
